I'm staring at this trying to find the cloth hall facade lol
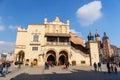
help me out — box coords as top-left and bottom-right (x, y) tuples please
(14, 17), (99, 66)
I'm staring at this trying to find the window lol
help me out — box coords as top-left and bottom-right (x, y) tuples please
(33, 34), (39, 42)
(81, 61), (85, 64)
(32, 47), (38, 51)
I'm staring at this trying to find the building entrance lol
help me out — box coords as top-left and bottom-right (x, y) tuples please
(18, 51), (25, 63)
(47, 55), (55, 62)
(46, 50), (56, 65)
(59, 55), (66, 65)
(59, 51), (68, 65)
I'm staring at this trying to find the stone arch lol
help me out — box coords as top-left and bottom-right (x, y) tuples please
(46, 48), (57, 54)
(59, 49), (69, 54)
(58, 50), (68, 65)
(17, 50), (25, 63)
(46, 50), (56, 65)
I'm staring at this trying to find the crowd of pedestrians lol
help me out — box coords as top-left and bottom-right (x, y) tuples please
(106, 62), (118, 74)
(0, 61), (11, 77)
(93, 62), (120, 74)
(44, 61), (70, 70)
(44, 61), (55, 70)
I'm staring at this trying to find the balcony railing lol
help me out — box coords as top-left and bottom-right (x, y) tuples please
(46, 42), (70, 46)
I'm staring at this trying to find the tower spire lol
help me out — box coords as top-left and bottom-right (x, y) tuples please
(95, 29), (100, 37)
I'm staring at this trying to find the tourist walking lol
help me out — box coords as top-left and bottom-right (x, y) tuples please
(110, 64), (113, 72)
(98, 62), (102, 71)
(63, 63), (66, 69)
(31, 62), (33, 67)
(45, 62), (49, 70)
(93, 62), (97, 71)
(0, 61), (5, 77)
(106, 62), (110, 73)
(14, 61), (18, 68)
(18, 61), (21, 69)
(65, 62), (69, 69)
(5, 61), (11, 74)
(114, 65), (117, 74)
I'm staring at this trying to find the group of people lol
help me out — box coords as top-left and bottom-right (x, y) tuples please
(93, 62), (119, 74)
(44, 61), (70, 70)
(93, 62), (102, 72)
(106, 62), (118, 74)
(0, 61), (11, 77)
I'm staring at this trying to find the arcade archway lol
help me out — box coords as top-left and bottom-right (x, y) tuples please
(47, 55), (55, 61)
(59, 55), (66, 65)
(59, 51), (68, 65)
(18, 51), (25, 63)
(46, 50), (56, 65)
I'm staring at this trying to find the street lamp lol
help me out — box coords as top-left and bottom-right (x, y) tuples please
(39, 53), (44, 58)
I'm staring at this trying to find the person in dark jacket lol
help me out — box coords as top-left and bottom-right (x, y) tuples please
(93, 62), (97, 71)
(106, 62), (110, 73)
(0, 62), (5, 77)
(114, 65), (118, 74)
(98, 62), (102, 71)
(6, 61), (11, 74)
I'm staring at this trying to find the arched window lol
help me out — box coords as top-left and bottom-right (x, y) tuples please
(33, 34), (39, 42)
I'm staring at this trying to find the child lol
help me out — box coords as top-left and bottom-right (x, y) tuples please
(114, 66), (117, 74)
(110, 64), (113, 72)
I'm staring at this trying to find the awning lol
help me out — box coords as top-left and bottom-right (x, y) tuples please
(45, 33), (70, 37)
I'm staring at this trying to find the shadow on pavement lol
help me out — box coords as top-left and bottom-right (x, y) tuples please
(10, 69), (120, 80)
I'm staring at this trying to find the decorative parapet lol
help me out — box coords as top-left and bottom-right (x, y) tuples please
(44, 16), (70, 25)
(18, 26), (27, 32)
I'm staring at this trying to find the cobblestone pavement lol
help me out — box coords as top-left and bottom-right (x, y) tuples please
(0, 64), (120, 80)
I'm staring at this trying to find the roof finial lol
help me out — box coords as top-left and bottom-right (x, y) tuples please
(104, 32), (106, 36)
(66, 19), (70, 25)
(55, 16), (60, 22)
(95, 29), (100, 37)
(44, 17), (47, 24)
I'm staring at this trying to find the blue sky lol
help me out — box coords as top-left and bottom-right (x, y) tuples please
(0, 0), (120, 53)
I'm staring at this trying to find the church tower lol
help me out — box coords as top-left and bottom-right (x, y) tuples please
(95, 29), (101, 54)
(102, 32), (112, 57)
(86, 32), (99, 66)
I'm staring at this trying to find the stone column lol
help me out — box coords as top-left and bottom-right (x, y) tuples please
(56, 53), (59, 66)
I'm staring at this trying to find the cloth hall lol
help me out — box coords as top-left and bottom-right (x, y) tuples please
(14, 17), (99, 66)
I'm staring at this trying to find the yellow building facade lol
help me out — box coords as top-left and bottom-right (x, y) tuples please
(14, 17), (99, 66)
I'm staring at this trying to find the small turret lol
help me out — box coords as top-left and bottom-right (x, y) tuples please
(102, 32), (109, 40)
(95, 29), (100, 41)
(86, 31), (99, 66)
(95, 29), (100, 37)
(44, 17), (47, 24)
(66, 19), (70, 25)
(88, 32), (94, 41)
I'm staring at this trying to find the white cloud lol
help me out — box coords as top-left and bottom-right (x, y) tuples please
(0, 41), (14, 53)
(0, 25), (5, 31)
(70, 29), (83, 38)
(76, 1), (102, 26)
(9, 25), (18, 30)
